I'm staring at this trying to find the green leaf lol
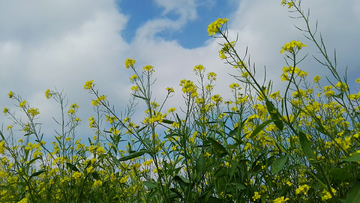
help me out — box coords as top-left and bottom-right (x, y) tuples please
(298, 131), (317, 161)
(207, 137), (228, 157)
(265, 100), (284, 130)
(144, 181), (157, 189)
(27, 157), (42, 168)
(162, 119), (174, 124)
(271, 155), (288, 174)
(228, 119), (246, 138)
(92, 171), (100, 180)
(136, 125), (147, 133)
(146, 188), (158, 203)
(250, 119), (273, 139)
(196, 155), (205, 172)
(330, 168), (352, 181)
(208, 196), (224, 203)
(133, 94), (149, 101)
(30, 169), (46, 179)
(342, 153), (360, 162)
(170, 188), (183, 199)
(173, 175), (189, 187)
(346, 182), (360, 203)
(231, 182), (246, 190)
(66, 162), (80, 172)
(118, 149), (149, 162)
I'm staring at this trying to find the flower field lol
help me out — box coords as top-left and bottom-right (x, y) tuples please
(1, 1), (360, 202)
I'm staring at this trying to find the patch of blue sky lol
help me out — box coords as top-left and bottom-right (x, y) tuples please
(117, 0), (239, 49)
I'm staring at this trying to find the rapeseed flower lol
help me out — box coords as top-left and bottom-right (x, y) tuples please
(125, 58), (136, 69)
(84, 80), (94, 90)
(45, 89), (52, 99)
(0, 140), (5, 154)
(19, 100), (27, 108)
(280, 40), (307, 53)
(207, 18), (229, 36)
(273, 196), (290, 203)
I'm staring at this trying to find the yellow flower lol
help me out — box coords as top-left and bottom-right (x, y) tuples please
(194, 64), (205, 73)
(143, 65), (154, 72)
(3, 108), (9, 114)
(93, 179), (102, 187)
(295, 184), (310, 195)
(72, 171), (82, 180)
(168, 107), (176, 113)
(207, 18), (230, 36)
(19, 100), (27, 108)
(125, 58), (136, 69)
(211, 94), (223, 103)
(131, 85), (139, 91)
(120, 176), (128, 184)
(70, 103), (79, 109)
(88, 116), (96, 128)
(27, 107), (40, 117)
(252, 192), (261, 201)
(98, 95), (106, 101)
(129, 74), (138, 82)
(7, 125), (13, 131)
(207, 72), (217, 80)
(280, 40), (307, 53)
(8, 91), (13, 98)
(166, 87), (174, 93)
(274, 196), (290, 203)
(84, 80), (94, 90)
(335, 81), (348, 92)
(96, 146), (106, 155)
(313, 75), (321, 83)
(0, 140), (5, 154)
(18, 198), (28, 203)
(45, 89), (52, 99)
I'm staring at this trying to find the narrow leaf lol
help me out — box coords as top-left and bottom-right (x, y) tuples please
(265, 100), (284, 130)
(66, 162), (80, 172)
(30, 169), (46, 179)
(342, 153), (360, 162)
(346, 182), (360, 203)
(271, 155), (288, 174)
(92, 171), (100, 180)
(298, 131), (317, 161)
(133, 94), (149, 101)
(143, 181), (157, 189)
(207, 137), (228, 157)
(162, 119), (174, 124)
(250, 119), (273, 139)
(173, 175), (189, 187)
(118, 149), (148, 162)
(146, 189), (158, 203)
(330, 168), (352, 181)
(231, 182), (246, 190)
(27, 157), (42, 168)
(196, 155), (206, 172)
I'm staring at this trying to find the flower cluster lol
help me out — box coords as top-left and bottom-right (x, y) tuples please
(280, 40), (307, 53)
(207, 18), (229, 36)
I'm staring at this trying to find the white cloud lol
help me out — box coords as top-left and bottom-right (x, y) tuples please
(154, 0), (197, 21)
(0, 0), (359, 144)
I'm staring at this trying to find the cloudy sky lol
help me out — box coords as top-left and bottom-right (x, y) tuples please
(1, 0), (359, 145)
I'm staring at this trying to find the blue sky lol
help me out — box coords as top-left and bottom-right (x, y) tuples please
(118, 0), (238, 49)
(0, 0), (359, 147)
